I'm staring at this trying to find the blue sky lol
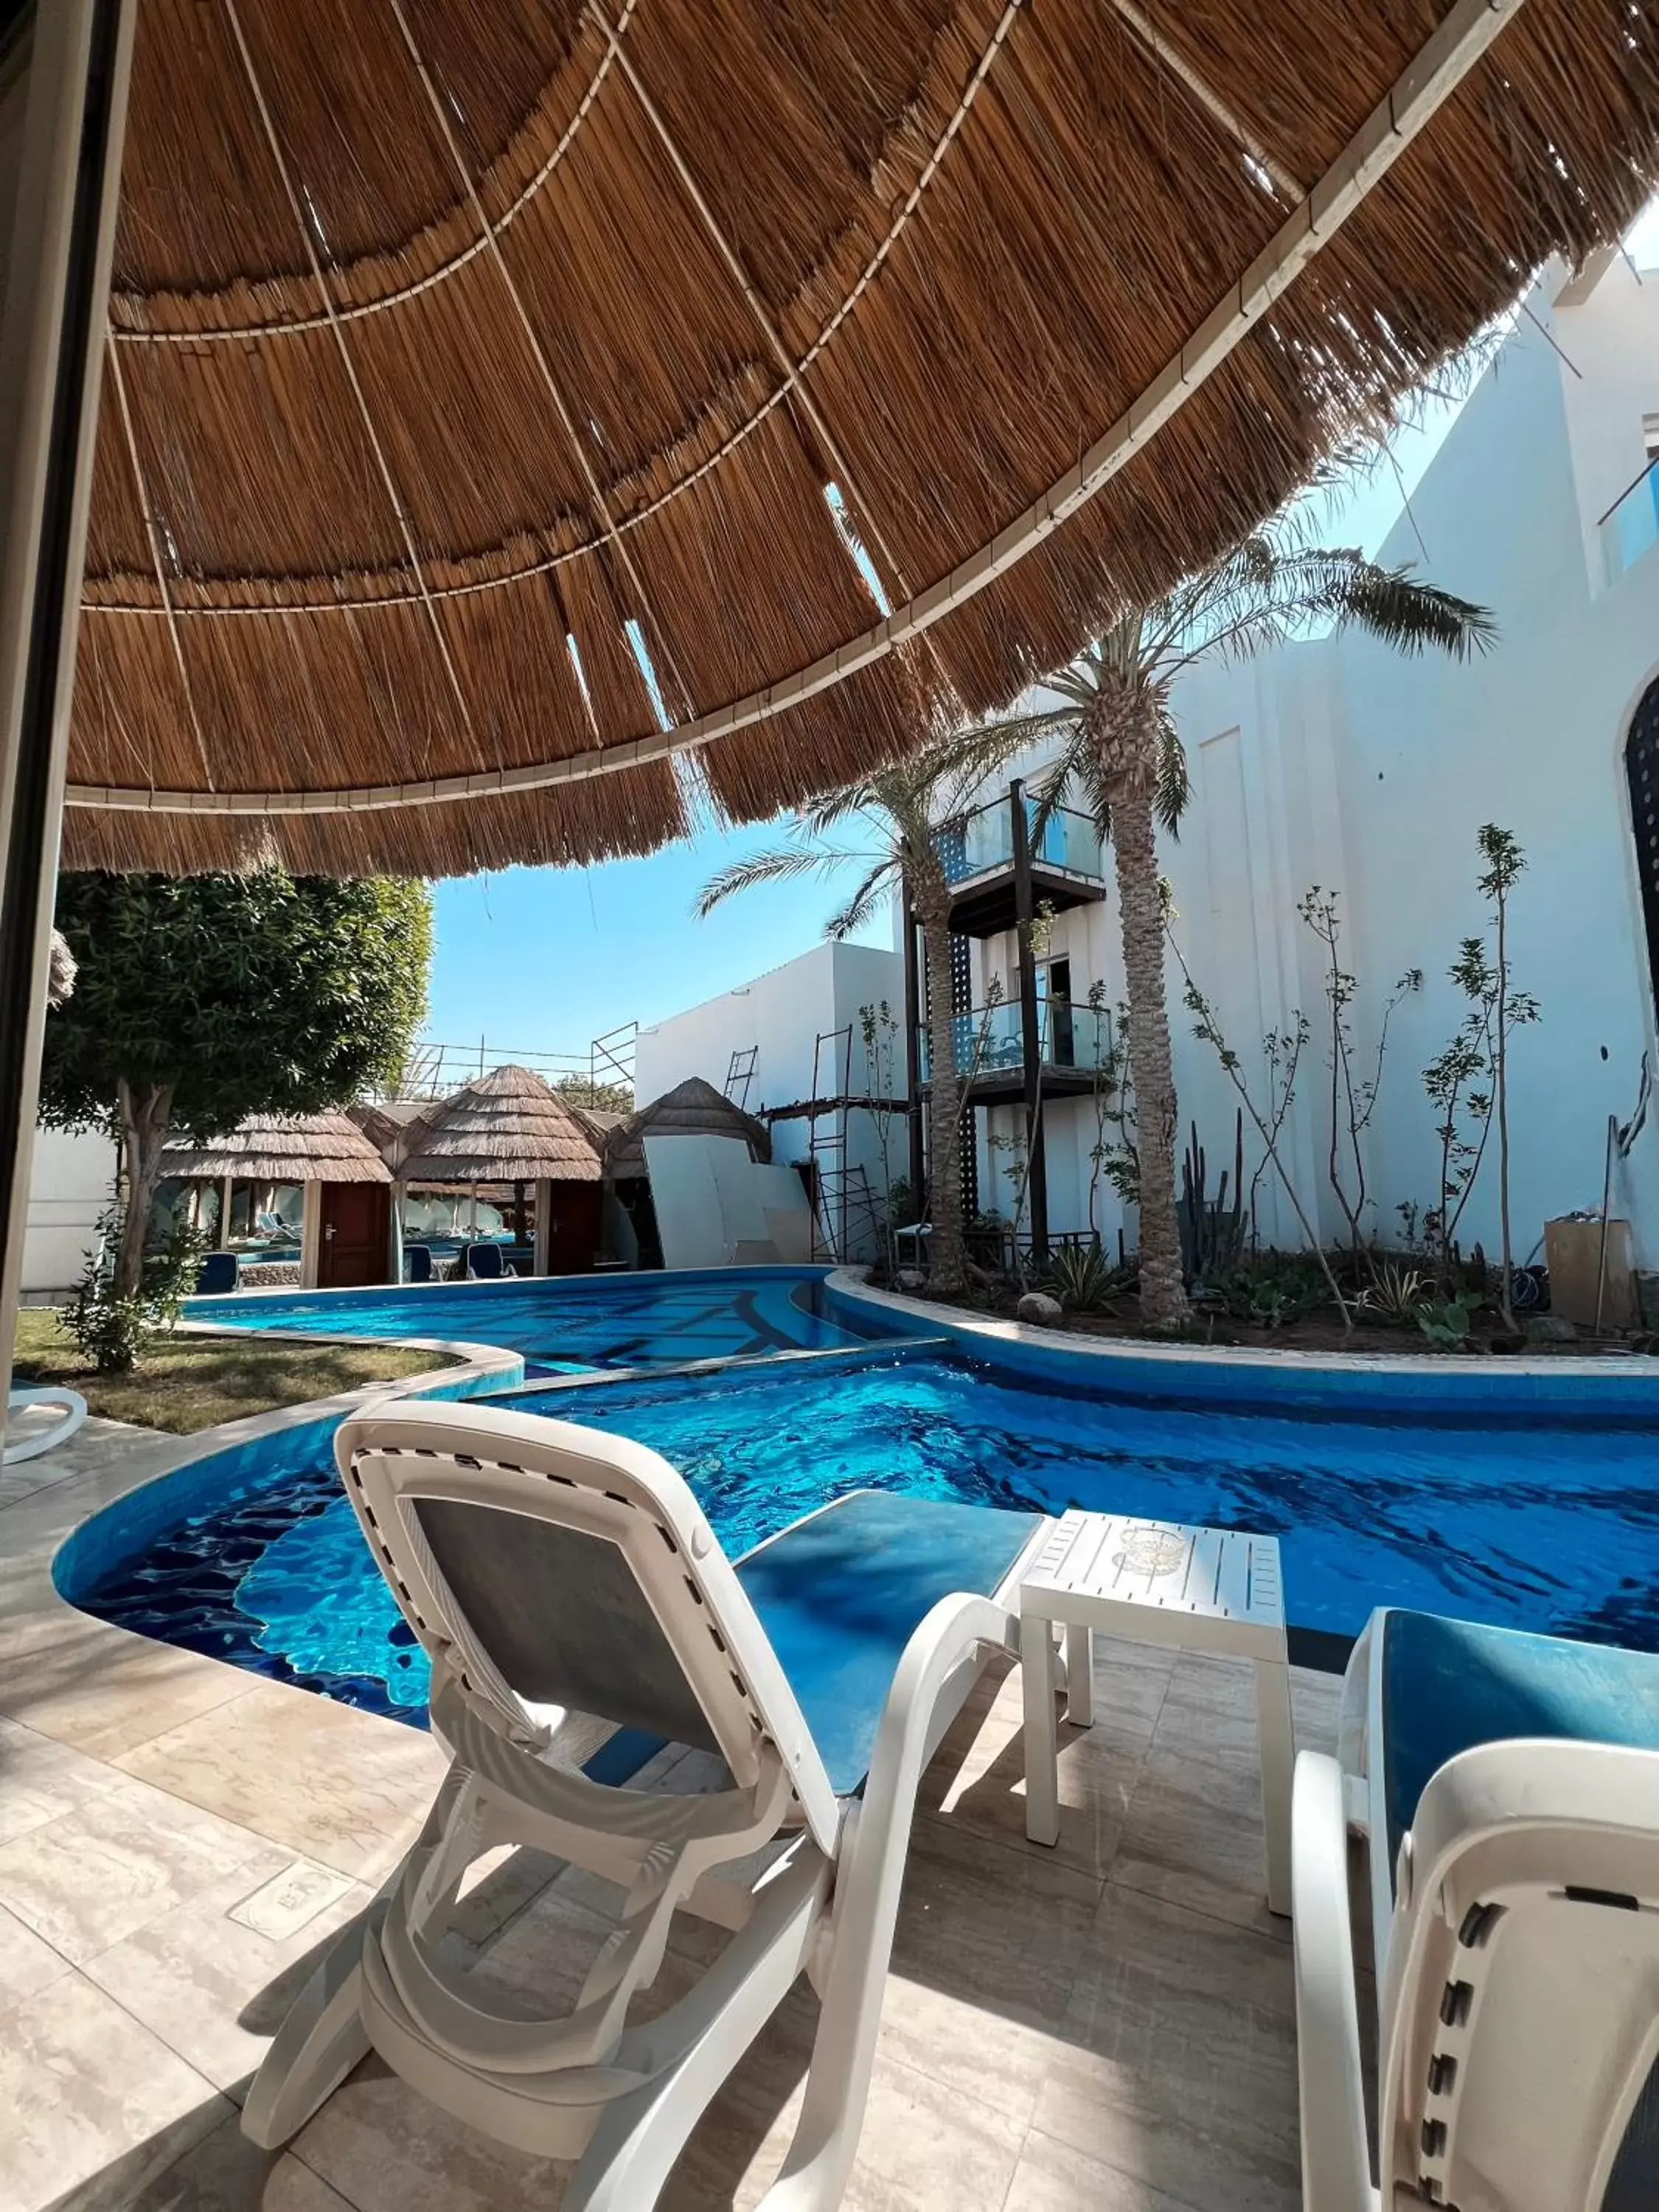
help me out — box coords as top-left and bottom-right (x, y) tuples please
(422, 386), (1472, 1061)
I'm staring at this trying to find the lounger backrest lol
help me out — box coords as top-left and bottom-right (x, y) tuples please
(333, 1400), (843, 1849)
(403, 1244), (432, 1284)
(195, 1251), (239, 1295)
(1381, 1739), (1659, 2212)
(465, 1242), (504, 1279)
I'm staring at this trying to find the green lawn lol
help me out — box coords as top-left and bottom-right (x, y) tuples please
(13, 1307), (439, 1435)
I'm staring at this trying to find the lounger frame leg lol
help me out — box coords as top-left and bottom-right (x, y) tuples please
(1022, 1618), (1061, 1848)
(1256, 1652), (1295, 1917)
(240, 1924), (371, 2150)
(759, 1594), (1018, 2212)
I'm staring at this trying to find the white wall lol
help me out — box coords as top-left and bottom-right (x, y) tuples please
(950, 257), (1659, 1268)
(633, 939), (908, 1255)
(23, 1124), (115, 1298)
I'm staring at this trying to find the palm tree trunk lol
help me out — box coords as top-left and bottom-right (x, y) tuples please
(114, 1077), (173, 1298)
(1087, 688), (1189, 1329)
(914, 872), (967, 1298)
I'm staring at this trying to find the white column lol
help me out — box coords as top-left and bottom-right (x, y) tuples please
(299, 1181), (323, 1290)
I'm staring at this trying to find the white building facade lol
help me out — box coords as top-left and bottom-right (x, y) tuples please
(949, 252), (1659, 1270)
(634, 939), (908, 1258)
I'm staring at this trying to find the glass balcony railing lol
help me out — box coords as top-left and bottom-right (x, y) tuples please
(933, 793), (1105, 886)
(918, 1001), (1114, 1082)
(1601, 463), (1659, 587)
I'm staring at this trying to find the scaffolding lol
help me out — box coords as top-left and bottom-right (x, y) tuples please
(801, 1025), (885, 1265)
(724, 1046), (758, 1111)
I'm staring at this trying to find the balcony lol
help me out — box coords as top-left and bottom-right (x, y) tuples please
(918, 998), (1113, 1105)
(933, 790), (1107, 937)
(1600, 462), (1659, 587)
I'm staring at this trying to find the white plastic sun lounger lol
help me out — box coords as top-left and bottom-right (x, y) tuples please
(1294, 1607), (1659, 2211)
(243, 1399), (1047, 2209)
(3, 1382), (87, 1466)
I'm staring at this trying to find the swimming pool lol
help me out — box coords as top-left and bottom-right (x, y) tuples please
(64, 1324), (1659, 1724)
(185, 1266), (867, 1372)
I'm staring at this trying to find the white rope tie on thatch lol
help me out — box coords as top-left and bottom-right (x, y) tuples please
(386, 0), (692, 731)
(1107, 0), (1304, 206)
(218, 0), (479, 752)
(106, 1), (641, 347)
(67, 0), (1528, 827)
(105, 338), (215, 788)
(85, 0), (1024, 624)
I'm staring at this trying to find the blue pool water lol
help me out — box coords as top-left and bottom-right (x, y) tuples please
(185, 1268), (863, 1373)
(70, 1327), (1659, 1725)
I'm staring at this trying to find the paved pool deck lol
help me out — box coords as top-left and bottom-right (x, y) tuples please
(0, 1413), (1345, 2212)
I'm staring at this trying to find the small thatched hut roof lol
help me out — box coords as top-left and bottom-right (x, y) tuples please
(161, 1110), (391, 1184)
(567, 1103), (630, 1152)
(608, 1077), (771, 1183)
(62, 1), (1659, 877)
(349, 1096), (442, 1170)
(397, 1064), (602, 1185)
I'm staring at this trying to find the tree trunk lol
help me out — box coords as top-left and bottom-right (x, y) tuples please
(114, 1078), (174, 1298)
(1087, 688), (1189, 1329)
(914, 873), (967, 1298)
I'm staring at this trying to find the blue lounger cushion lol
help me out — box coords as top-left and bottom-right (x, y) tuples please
(1381, 1608), (1659, 1867)
(735, 1489), (1041, 1798)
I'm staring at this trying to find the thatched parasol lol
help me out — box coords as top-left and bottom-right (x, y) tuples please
(607, 1076), (771, 1182)
(396, 1062), (602, 1183)
(160, 1110), (392, 1183)
(63, 0), (1659, 877)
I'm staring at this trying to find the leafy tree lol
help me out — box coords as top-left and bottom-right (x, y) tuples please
(44, 872), (432, 1295)
(695, 724), (1026, 1296)
(554, 1074), (634, 1115)
(975, 535), (1495, 1328)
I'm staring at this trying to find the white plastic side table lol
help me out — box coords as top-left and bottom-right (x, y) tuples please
(1019, 1509), (1295, 1915)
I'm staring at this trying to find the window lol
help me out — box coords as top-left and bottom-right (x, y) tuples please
(1625, 675), (1659, 1015)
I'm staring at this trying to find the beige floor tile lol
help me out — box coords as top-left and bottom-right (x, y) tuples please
(0, 1899), (69, 2014)
(1005, 2127), (1207, 2211)
(291, 2056), (571, 2211)
(0, 1969), (228, 2212)
(1290, 1665), (1343, 1756)
(1034, 1883), (1299, 2212)
(927, 1663), (1157, 1879)
(83, 1848), (373, 2096)
(0, 1773), (276, 1964)
(0, 1622), (252, 1761)
(0, 1714), (126, 1846)
(116, 1681), (448, 1882)
(1109, 1742), (1285, 1941)
(125, 2110), (355, 2211)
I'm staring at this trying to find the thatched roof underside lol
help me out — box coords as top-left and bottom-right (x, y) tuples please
(67, 0), (1659, 876)
(161, 1109), (392, 1183)
(608, 1075), (772, 1181)
(396, 1062), (602, 1183)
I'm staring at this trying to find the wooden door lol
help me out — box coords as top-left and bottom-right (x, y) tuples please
(319, 1181), (391, 1287)
(546, 1183), (602, 1274)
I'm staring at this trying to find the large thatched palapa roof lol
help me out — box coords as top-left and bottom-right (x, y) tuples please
(161, 1110), (392, 1183)
(608, 1077), (771, 1182)
(66, 0), (1659, 877)
(396, 1063), (602, 1183)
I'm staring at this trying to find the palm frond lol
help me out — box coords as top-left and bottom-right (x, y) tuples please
(825, 858), (900, 939)
(1154, 706), (1189, 838)
(693, 844), (862, 917)
(1321, 557), (1498, 660)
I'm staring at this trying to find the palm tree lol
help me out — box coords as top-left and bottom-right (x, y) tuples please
(986, 535), (1497, 1329)
(695, 726), (1026, 1297)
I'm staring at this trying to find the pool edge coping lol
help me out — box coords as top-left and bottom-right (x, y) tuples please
(823, 1269), (1659, 1383)
(4, 1333), (523, 1762)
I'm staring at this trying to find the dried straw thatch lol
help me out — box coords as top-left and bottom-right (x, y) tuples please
(161, 1109), (392, 1183)
(607, 1076), (771, 1182)
(66, 1), (1659, 875)
(567, 1102), (630, 1152)
(396, 1062), (602, 1183)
